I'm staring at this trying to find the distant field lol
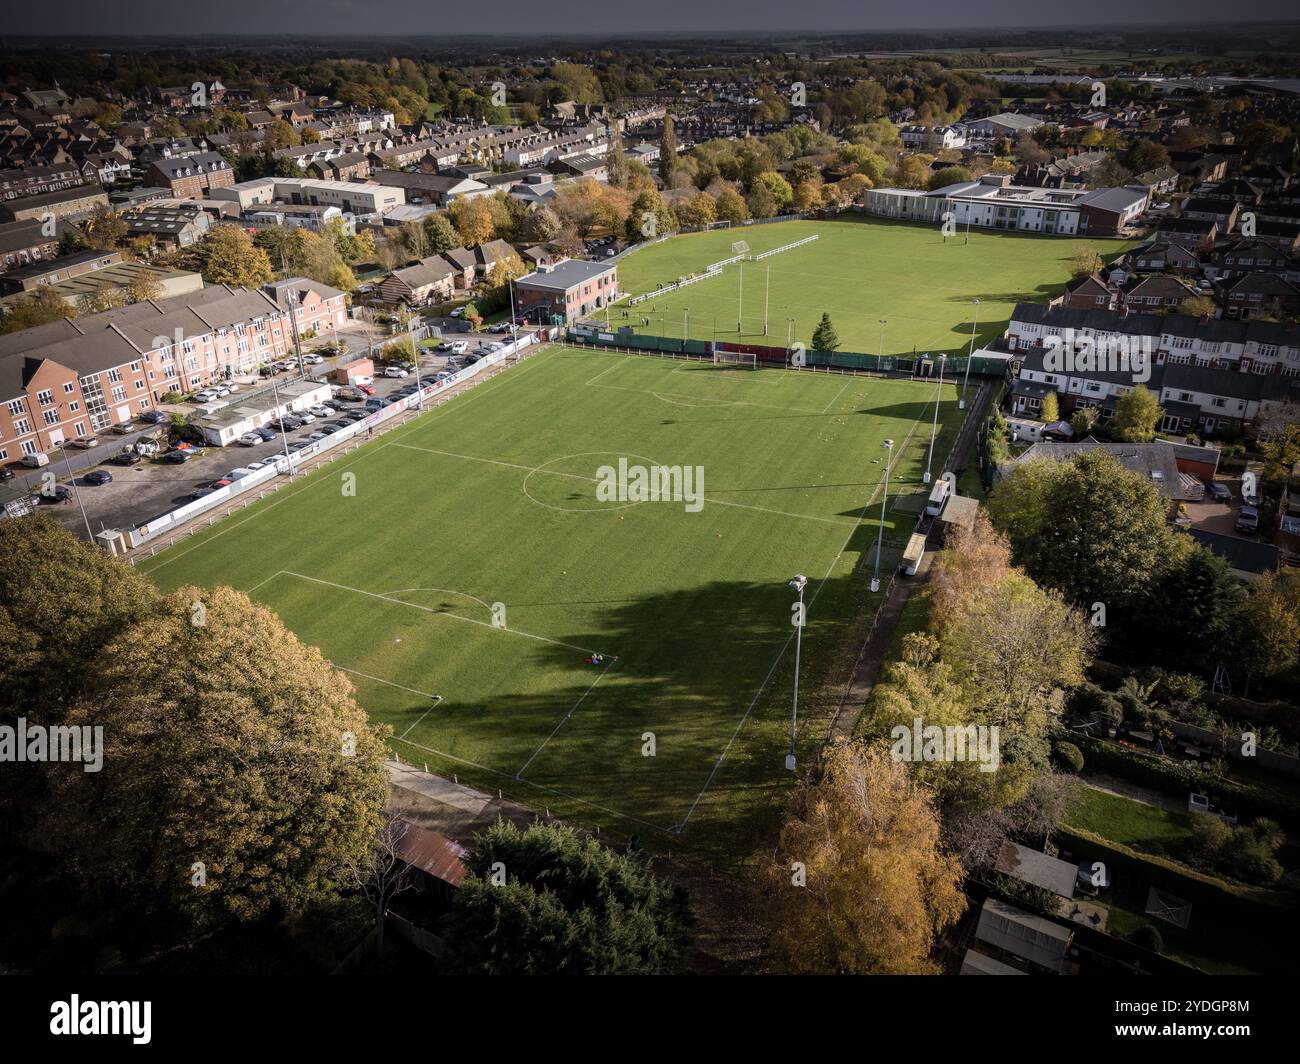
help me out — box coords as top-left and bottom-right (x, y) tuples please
(140, 346), (966, 855)
(607, 216), (1128, 358)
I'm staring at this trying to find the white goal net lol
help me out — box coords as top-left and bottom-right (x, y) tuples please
(713, 350), (757, 368)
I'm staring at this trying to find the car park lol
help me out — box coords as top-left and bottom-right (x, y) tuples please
(84, 470), (113, 486)
(70, 435), (99, 449)
(238, 432), (264, 446)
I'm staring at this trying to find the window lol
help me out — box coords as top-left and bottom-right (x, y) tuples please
(63, 381), (76, 394)
(37, 389), (54, 406)
(107, 368), (122, 384)
(6, 399), (23, 417)
(43, 410), (59, 426)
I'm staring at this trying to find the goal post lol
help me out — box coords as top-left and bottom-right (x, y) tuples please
(713, 350), (758, 369)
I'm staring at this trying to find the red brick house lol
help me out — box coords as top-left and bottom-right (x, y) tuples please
(144, 151), (235, 197)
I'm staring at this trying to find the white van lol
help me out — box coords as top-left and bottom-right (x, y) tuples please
(21, 452), (50, 468)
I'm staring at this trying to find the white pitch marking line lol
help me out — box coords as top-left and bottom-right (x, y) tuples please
(391, 441), (862, 528)
(820, 379), (851, 415)
(514, 655), (616, 779)
(280, 570), (611, 657)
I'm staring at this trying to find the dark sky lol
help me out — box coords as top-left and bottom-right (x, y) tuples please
(2, 0), (1296, 37)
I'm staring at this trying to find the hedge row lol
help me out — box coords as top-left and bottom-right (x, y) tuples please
(1073, 733), (1300, 829)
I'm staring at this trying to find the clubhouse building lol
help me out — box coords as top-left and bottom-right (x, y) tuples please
(862, 174), (1147, 237)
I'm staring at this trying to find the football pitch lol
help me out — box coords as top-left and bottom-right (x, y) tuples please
(139, 346), (966, 852)
(609, 215), (1128, 356)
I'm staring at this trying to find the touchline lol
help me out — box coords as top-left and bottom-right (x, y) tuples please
(50, 996), (151, 1044)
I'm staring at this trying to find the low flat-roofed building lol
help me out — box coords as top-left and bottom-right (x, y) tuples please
(974, 897), (1074, 974)
(995, 840), (1078, 900)
(960, 948), (1027, 975)
(515, 258), (618, 324)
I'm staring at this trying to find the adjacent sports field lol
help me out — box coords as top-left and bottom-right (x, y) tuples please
(609, 215), (1127, 356)
(139, 345), (966, 853)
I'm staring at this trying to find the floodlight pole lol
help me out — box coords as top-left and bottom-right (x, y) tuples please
(923, 354), (946, 485)
(787, 574), (807, 771)
(737, 262), (743, 334)
(764, 265), (770, 336)
(270, 375), (295, 480)
(960, 299), (979, 410)
(871, 439), (894, 593)
(407, 315), (424, 410)
(684, 307), (689, 340)
(878, 318), (887, 361)
(786, 317), (794, 356)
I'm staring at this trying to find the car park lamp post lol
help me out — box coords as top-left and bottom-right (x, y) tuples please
(923, 354), (946, 485)
(269, 375), (294, 480)
(871, 439), (894, 594)
(960, 299), (979, 410)
(406, 316), (424, 410)
(786, 573), (808, 772)
(62, 447), (94, 541)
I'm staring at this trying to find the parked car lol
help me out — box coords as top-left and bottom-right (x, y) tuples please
(111, 422), (135, 435)
(190, 486), (216, 499)
(1208, 482), (1232, 503)
(487, 342), (505, 352)
(0, 467), (13, 481)
(208, 478), (233, 490)
(287, 441), (309, 453)
(309, 404), (336, 417)
(84, 470), (113, 485)
(343, 411), (368, 422)
(238, 432), (264, 446)
(384, 366), (409, 378)
(450, 307), (464, 318)
(448, 341), (469, 355)
(69, 435), (98, 449)
(21, 452), (50, 468)
(110, 451), (142, 467)
(162, 450), (195, 464)
(224, 468), (255, 480)
(353, 375), (374, 386)
(140, 410), (167, 424)
(1236, 505), (1260, 533)
(42, 484), (72, 504)
(356, 384), (376, 396)
(256, 426), (278, 442)
(303, 354), (324, 365)
(296, 413), (317, 425)
(435, 371), (452, 382)
(307, 431), (328, 442)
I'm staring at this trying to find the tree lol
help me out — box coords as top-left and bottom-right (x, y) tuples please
(443, 821), (691, 974)
(449, 196), (495, 247)
(43, 584), (390, 927)
(518, 205), (561, 245)
(1124, 138), (1170, 174)
(124, 270), (164, 304)
(672, 190), (717, 229)
(199, 226), (273, 287)
(790, 178), (824, 213)
(1040, 390), (1060, 423)
(83, 207), (127, 251)
(763, 741), (965, 974)
(1071, 248), (1104, 277)
(607, 118), (628, 190)
(988, 450), (1172, 614)
(0, 286), (75, 333)
(1178, 295), (1216, 318)
(1140, 536), (1247, 670)
(713, 185), (750, 223)
(928, 166), (973, 190)
(811, 312), (839, 351)
(751, 171), (793, 212)
(1070, 405), (1100, 436)
(340, 811), (418, 956)
(1238, 572), (1300, 681)
(625, 188), (675, 242)
(1112, 384), (1163, 442)
(658, 115), (678, 186)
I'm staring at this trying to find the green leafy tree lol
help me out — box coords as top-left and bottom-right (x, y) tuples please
(658, 115), (678, 186)
(443, 821), (692, 974)
(713, 185), (750, 223)
(0, 286), (75, 333)
(988, 450), (1171, 613)
(811, 312), (839, 351)
(1112, 384), (1163, 442)
(1040, 391), (1060, 423)
(928, 166), (973, 190)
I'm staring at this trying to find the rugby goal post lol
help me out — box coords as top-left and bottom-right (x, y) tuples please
(714, 350), (757, 368)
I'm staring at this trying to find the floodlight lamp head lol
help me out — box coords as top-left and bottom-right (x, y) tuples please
(883, 438), (894, 450)
(789, 574), (808, 593)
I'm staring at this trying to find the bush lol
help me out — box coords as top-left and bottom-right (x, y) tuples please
(1052, 741), (1085, 774)
(1130, 924), (1165, 953)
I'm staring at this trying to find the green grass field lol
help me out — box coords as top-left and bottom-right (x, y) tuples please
(608, 216), (1126, 357)
(140, 345), (965, 855)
